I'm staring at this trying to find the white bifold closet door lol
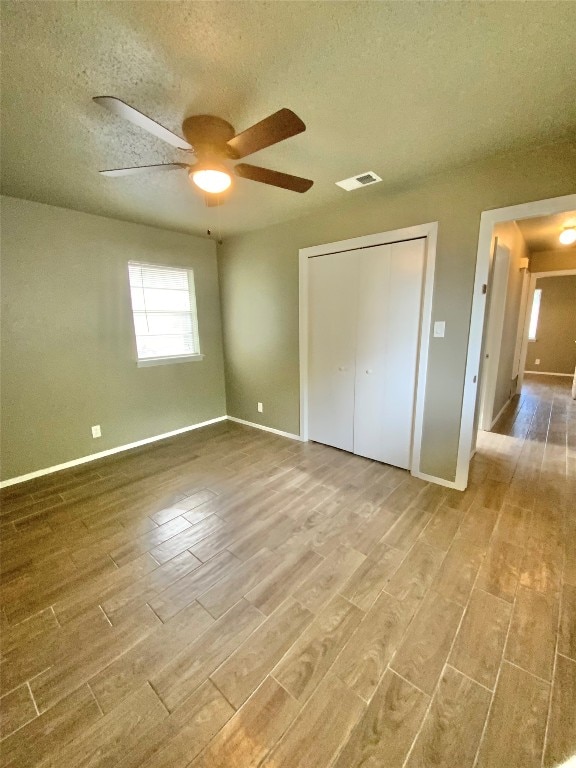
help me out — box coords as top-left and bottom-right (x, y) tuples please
(308, 238), (425, 469)
(308, 249), (359, 452)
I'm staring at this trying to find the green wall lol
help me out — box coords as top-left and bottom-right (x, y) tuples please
(530, 247), (576, 273)
(218, 141), (576, 482)
(525, 274), (576, 375)
(1, 196), (226, 481)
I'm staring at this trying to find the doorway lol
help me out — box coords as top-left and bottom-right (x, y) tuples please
(459, 194), (576, 487)
(479, 220), (576, 435)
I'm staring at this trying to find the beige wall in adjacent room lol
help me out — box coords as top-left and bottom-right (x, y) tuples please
(490, 222), (529, 422)
(0, 196), (226, 481)
(218, 141), (576, 483)
(529, 246), (576, 273)
(525, 274), (576, 375)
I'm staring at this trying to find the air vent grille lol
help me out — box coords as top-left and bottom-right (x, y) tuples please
(335, 171), (383, 191)
(356, 173), (377, 185)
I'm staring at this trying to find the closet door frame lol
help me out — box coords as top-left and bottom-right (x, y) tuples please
(299, 221), (438, 484)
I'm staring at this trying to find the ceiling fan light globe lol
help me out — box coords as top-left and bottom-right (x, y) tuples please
(191, 168), (231, 194)
(559, 227), (576, 245)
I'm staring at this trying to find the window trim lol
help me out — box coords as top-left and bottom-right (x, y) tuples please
(137, 353), (204, 368)
(127, 261), (202, 366)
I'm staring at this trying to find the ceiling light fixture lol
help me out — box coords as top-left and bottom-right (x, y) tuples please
(190, 165), (232, 194)
(559, 227), (576, 246)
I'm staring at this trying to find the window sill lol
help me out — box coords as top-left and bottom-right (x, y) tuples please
(137, 354), (204, 368)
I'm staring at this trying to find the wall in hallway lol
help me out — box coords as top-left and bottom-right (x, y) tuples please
(529, 247), (576, 273)
(525, 274), (576, 375)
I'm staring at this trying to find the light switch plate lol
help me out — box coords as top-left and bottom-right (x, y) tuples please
(433, 321), (446, 338)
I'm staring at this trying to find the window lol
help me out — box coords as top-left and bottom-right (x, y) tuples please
(528, 288), (542, 341)
(128, 262), (201, 364)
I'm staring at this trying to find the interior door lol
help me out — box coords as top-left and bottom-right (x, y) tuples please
(308, 250), (358, 451)
(353, 239), (426, 467)
(478, 243), (510, 430)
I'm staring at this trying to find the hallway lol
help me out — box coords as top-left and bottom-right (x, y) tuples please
(491, 372), (575, 441)
(473, 372), (575, 766)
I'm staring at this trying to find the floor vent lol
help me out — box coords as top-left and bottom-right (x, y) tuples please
(336, 171), (382, 191)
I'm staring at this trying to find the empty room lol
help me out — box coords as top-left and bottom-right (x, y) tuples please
(0, 2), (575, 767)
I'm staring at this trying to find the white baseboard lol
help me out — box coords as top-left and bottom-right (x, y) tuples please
(229, 413), (469, 494)
(490, 397), (513, 429)
(1, 413), (463, 495)
(411, 468), (465, 491)
(229, 414), (471, 494)
(226, 416), (302, 442)
(232, 417), (464, 491)
(524, 371), (573, 377)
(0, 416), (228, 489)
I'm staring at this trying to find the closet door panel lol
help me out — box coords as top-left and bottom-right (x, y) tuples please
(352, 244), (392, 462)
(308, 252), (358, 452)
(382, 239), (425, 468)
(354, 239), (425, 468)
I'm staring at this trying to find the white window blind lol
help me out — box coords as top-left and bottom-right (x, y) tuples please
(528, 288), (542, 341)
(128, 262), (200, 361)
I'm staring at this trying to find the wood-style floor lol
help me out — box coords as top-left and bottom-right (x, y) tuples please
(1, 373), (574, 767)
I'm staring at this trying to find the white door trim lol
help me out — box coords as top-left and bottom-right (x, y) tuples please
(457, 193), (576, 490)
(513, 266), (531, 391)
(299, 221), (439, 483)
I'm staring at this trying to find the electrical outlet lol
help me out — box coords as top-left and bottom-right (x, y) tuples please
(535, 359), (540, 365)
(257, 402), (263, 413)
(91, 425), (102, 439)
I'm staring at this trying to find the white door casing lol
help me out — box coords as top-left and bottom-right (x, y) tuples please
(512, 267), (531, 389)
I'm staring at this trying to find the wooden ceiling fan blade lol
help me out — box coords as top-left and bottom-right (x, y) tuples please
(93, 97), (194, 151)
(227, 109), (305, 159)
(99, 163), (188, 177)
(234, 163), (313, 193)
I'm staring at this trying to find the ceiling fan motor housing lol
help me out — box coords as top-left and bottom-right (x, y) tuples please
(181, 115), (238, 159)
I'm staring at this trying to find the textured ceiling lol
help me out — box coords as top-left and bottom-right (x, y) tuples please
(517, 211), (576, 253)
(2, 1), (576, 238)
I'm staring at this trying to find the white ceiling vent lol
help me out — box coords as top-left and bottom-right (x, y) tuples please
(335, 171), (382, 191)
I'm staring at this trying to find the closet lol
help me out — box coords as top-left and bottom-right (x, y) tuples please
(307, 238), (426, 469)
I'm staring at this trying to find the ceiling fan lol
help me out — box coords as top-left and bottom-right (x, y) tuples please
(93, 97), (313, 205)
